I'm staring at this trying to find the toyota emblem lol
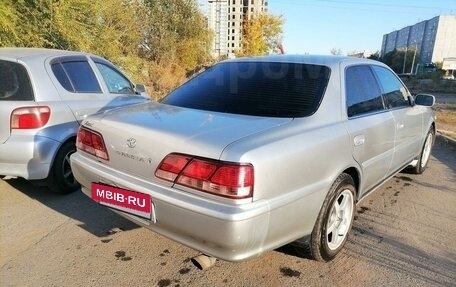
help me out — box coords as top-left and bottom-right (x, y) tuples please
(126, 138), (136, 148)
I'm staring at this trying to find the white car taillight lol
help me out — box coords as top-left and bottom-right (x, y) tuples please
(76, 127), (109, 160)
(10, 106), (51, 129)
(156, 153), (254, 199)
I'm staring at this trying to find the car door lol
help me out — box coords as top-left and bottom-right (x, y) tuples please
(342, 64), (395, 196)
(46, 55), (109, 122)
(371, 65), (423, 172)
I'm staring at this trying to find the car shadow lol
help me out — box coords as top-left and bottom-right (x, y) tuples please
(4, 177), (139, 237)
(432, 135), (456, 172)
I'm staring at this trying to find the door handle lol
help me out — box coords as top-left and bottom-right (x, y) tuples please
(397, 123), (404, 129)
(354, 135), (365, 146)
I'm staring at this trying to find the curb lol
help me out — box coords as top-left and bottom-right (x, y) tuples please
(436, 130), (456, 148)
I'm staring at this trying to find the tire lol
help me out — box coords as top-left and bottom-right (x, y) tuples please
(47, 141), (80, 194)
(410, 128), (434, 174)
(307, 173), (356, 262)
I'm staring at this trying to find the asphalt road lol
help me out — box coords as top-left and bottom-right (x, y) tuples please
(1, 136), (455, 287)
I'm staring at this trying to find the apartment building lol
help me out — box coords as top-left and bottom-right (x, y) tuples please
(381, 15), (456, 64)
(207, 0), (268, 58)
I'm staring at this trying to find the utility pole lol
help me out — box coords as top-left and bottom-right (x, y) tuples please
(402, 46), (408, 74)
(410, 42), (417, 74)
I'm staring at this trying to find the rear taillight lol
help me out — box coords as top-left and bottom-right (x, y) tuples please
(155, 153), (254, 199)
(11, 106), (51, 129)
(76, 127), (109, 160)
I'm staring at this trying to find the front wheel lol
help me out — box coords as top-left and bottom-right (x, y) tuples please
(47, 141), (80, 194)
(308, 173), (356, 261)
(410, 128), (434, 174)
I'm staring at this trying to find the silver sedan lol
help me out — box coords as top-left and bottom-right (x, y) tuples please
(71, 55), (435, 263)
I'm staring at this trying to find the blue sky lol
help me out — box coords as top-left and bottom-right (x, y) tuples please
(199, 0), (456, 55)
(269, 0), (456, 55)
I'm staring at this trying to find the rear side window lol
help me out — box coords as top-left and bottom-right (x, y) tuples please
(372, 66), (409, 109)
(51, 61), (101, 93)
(346, 65), (384, 117)
(95, 62), (134, 94)
(162, 62), (330, 118)
(0, 60), (34, 101)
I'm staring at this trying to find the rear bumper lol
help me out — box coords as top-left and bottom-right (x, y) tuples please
(71, 152), (278, 262)
(0, 134), (59, 179)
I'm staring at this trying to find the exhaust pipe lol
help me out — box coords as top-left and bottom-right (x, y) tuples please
(191, 254), (217, 270)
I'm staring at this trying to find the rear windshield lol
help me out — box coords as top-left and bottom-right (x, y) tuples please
(0, 60), (34, 101)
(161, 61), (330, 117)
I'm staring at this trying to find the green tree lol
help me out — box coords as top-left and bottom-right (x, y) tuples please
(380, 49), (419, 74)
(367, 51), (381, 61)
(237, 13), (284, 57)
(141, 0), (212, 70)
(0, 0), (19, 46)
(0, 0), (213, 98)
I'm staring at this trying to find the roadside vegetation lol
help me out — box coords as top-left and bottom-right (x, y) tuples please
(0, 0), (283, 99)
(403, 78), (456, 140)
(435, 102), (456, 140)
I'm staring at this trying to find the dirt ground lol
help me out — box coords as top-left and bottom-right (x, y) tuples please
(1, 136), (455, 287)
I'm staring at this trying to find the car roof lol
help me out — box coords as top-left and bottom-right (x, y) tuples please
(224, 54), (381, 67)
(0, 47), (92, 61)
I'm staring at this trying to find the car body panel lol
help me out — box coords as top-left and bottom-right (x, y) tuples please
(82, 101), (291, 182)
(70, 55), (434, 261)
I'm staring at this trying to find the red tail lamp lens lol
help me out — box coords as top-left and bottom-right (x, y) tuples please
(76, 127), (109, 160)
(156, 153), (254, 199)
(11, 106), (51, 129)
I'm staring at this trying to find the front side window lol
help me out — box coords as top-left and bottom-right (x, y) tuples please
(346, 65), (384, 117)
(0, 60), (34, 101)
(372, 66), (409, 109)
(162, 61), (331, 118)
(51, 60), (101, 93)
(95, 63), (134, 94)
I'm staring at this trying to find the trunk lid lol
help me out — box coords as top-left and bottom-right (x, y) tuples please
(85, 102), (291, 181)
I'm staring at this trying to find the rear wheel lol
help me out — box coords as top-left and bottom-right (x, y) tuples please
(410, 128), (434, 174)
(305, 173), (356, 261)
(47, 141), (80, 194)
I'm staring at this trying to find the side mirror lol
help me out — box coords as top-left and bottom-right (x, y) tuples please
(414, 94), (435, 107)
(135, 84), (150, 98)
(407, 95), (415, 106)
(135, 84), (146, 93)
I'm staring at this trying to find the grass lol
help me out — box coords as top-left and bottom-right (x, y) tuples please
(435, 103), (456, 140)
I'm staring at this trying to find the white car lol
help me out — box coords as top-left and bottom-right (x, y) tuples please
(0, 48), (149, 193)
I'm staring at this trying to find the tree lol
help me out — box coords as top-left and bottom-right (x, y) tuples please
(0, 0), (213, 99)
(141, 0), (212, 70)
(330, 48), (343, 55)
(0, 0), (19, 46)
(380, 49), (419, 74)
(237, 13), (284, 57)
(367, 51), (381, 61)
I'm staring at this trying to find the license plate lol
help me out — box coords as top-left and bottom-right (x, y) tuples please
(91, 182), (154, 221)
